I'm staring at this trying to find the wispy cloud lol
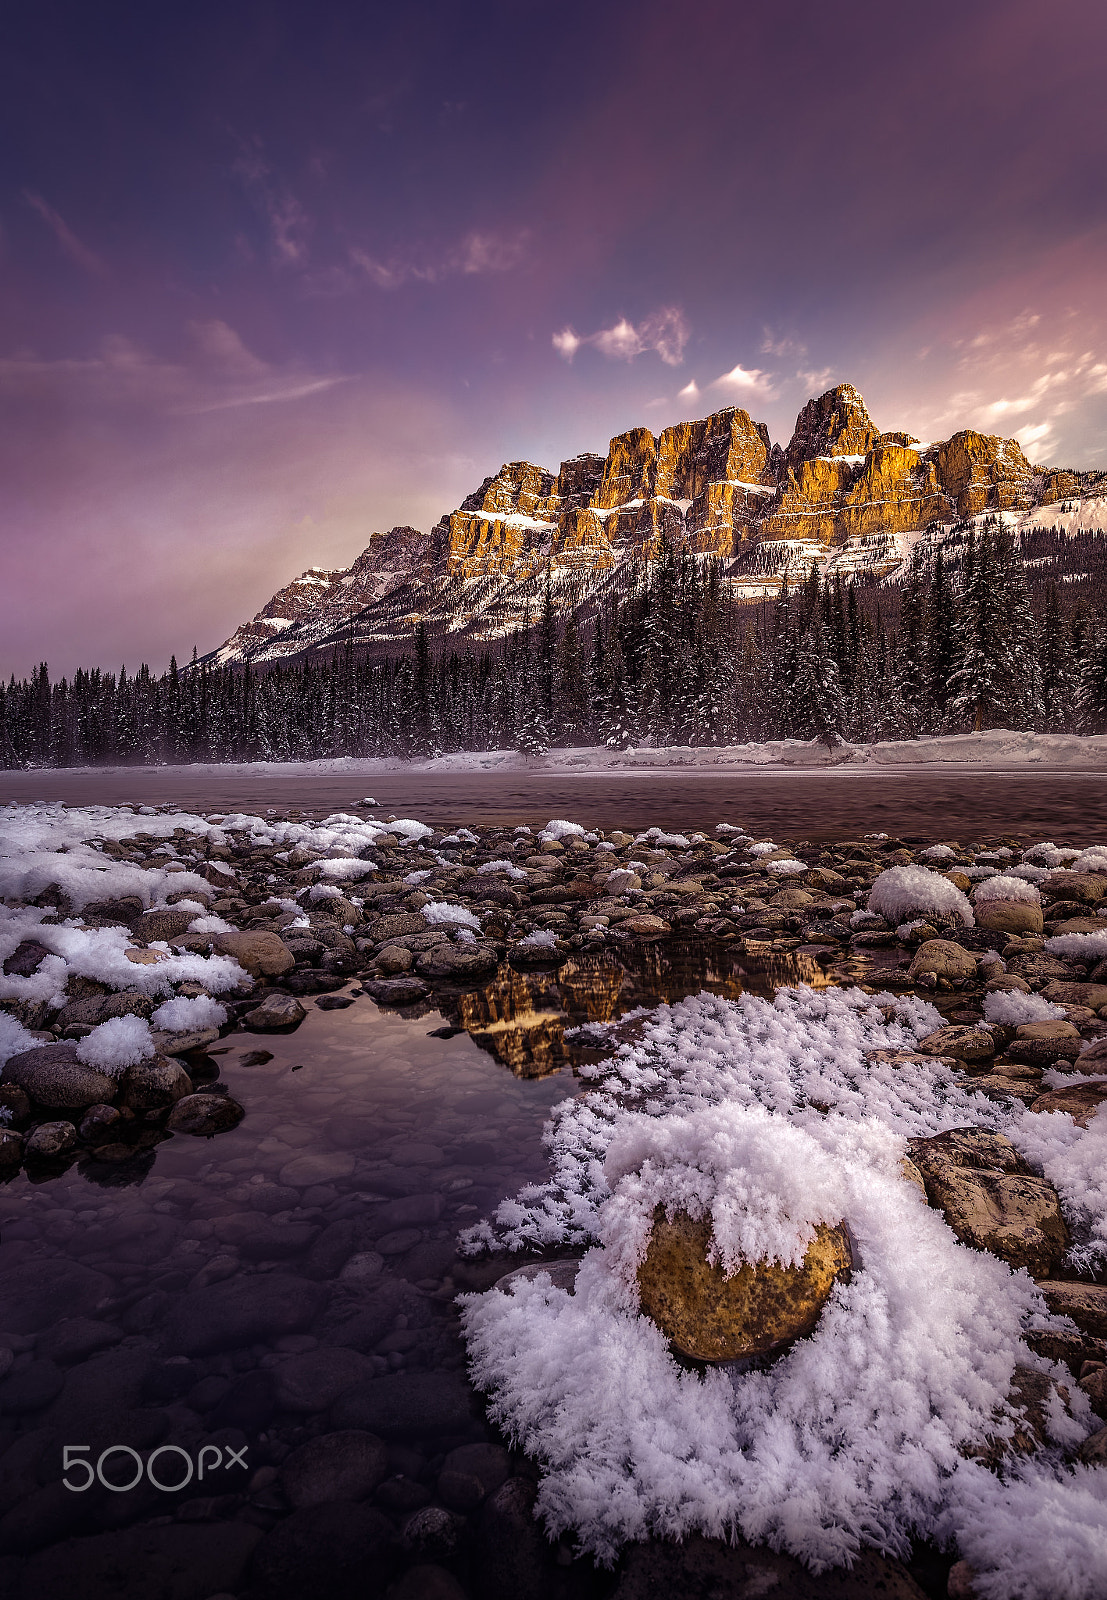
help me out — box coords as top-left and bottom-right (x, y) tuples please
(710, 362), (775, 396)
(677, 379), (699, 400)
(232, 145), (310, 268)
(0, 319), (348, 416)
(553, 306), (689, 367)
(349, 227), (529, 290)
(761, 329), (806, 359)
(23, 191), (109, 278)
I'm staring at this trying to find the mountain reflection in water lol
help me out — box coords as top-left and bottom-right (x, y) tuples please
(456, 939), (832, 1078)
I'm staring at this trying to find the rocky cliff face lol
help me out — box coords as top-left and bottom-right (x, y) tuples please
(208, 384), (1102, 665)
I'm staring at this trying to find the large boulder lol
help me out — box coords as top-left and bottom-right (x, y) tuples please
(635, 1209), (851, 1362)
(1, 1043), (118, 1109)
(214, 930), (295, 978)
(906, 1128), (1068, 1276)
(1042, 872), (1107, 906)
(975, 899), (1044, 936)
(1041, 980), (1107, 1012)
(907, 940), (977, 983)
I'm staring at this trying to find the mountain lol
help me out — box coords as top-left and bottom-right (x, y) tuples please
(207, 383), (1107, 665)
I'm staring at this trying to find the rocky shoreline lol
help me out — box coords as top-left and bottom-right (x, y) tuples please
(3, 802), (1107, 1597)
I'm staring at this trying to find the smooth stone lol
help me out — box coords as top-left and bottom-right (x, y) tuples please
(1041, 980), (1107, 1012)
(0, 1258), (113, 1334)
(160, 1273), (325, 1356)
(18, 1522), (262, 1600)
(280, 1429), (388, 1508)
(150, 1026), (220, 1055)
(214, 929), (296, 977)
(975, 899), (1044, 935)
(415, 944), (500, 981)
(330, 1371), (476, 1437)
(1008, 1019), (1083, 1066)
(916, 1024), (997, 1062)
(273, 1348), (377, 1413)
(1, 1043), (117, 1109)
(363, 977), (430, 1005)
(0, 1129), (25, 1167)
(1037, 1282), (1107, 1338)
(247, 1502), (392, 1600)
(436, 1442), (511, 1513)
(401, 1505), (468, 1561)
(493, 1260), (581, 1296)
(376, 945), (414, 973)
(611, 1533), (928, 1600)
(244, 992), (307, 1031)
(24, 1120), (77, 1159)
(1031, 1082), (1107, 1126)
(636, 1210), (851, 1362)
(165, 1092), (245, 1136)
(907, 939), (976, 982)
(119, 1056), (193, 1109)
(38, 1318), (122, 1364)
(280, 1150), (355, 1187)
(0, 1357), (64, 1414)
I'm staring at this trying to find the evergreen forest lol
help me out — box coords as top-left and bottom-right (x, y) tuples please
(5, 521), (1107, 769)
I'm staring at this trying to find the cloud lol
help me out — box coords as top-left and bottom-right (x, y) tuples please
(0, 319), (348, 416)
(761, 329), (806, 359)
(23, 192), (109, 278)
(678, 379), (699, 399)
(349, 228), (529, 291)
(552, 306), (689, 367)
(711, 362), (775, 396)
(232, 145), (310, 268)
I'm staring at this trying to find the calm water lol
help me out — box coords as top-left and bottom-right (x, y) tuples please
(4, 763), (1107, 838)
(0, 942), (842, 1598)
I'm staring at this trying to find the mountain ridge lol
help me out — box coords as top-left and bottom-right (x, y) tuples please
(208, 383), (1106, 666)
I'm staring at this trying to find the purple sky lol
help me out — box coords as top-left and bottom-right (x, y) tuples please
(3, 0), (1106, 679)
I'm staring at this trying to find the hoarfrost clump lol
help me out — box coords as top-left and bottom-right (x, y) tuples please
(460, 984), (1107, 1595)
(316, 857), (376, 881)
(1046, 932), (1107, 961)
(867, 866), (974, 928)
(150, 994), (228, 1032)
(539, 820), (586, 843)
(983, 990), (1064, 1026)
(422, 901), (482, 931)
(747, 841), (779, 857)
(766, 858), (808, 876)
(922, 844), (957, 861)
(478, 859), (527, 880)
(76, 1015), (155, 1076)
(895, 920), (930, 939)
(850, 909), (882, 928)
(187, 915), (235, 933)
(634, 828), (690, 850)
(517, 928), (558, 950)
(0, 1010), (37, 1067)
(1070, 846), (1107, 874)
(1022, 843), (1075, 868)
(974, 875), (1041, 907)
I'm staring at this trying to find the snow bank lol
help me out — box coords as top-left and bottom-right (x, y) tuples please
(460, 984), (1106, 1591)
(75, 1015), (155, 1075)
(150, 994), (228, 1032)
(974, 875), (1041, 907)
(867, 866), (974, 927)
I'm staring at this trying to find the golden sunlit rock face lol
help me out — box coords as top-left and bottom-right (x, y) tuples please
(212, 381), (1083, 663)
(424, 384), (1048, 579)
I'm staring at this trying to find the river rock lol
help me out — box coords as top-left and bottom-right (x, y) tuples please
(151, 1026), (221, 1055)
(376, 944), (414, 973)
(280, 1429), (388, 1508)
(165, 1091), (245, 1136)
(244, 991), (307, 1030)
(436, 1442), (511, 1513)
(619, 914), (672, 936)
(330, 1370), (477, 1436)
(161, 1272), (325, 1355)
(119, 1056), (192, 1109)
(1007, 952), (1075, 986)
(907, 940), (977, 982)
(916, 1024), (997, 1062)
(975, 899), (1044, 935)
(370, 913), (428, 941)
(214, 929), (295, 977)
(636, 1209), (851, 1362)
(1036, 1283), (1107, 1339)
(1041, 980), (1107, 1012)
(1030, 1082), (1107, 1125)
(272, 1348), (377, 1412)
(18, 1522), (262, 1600)
(24, 1120), (78, 1159)
(415, 943), (500, 980)
(248, 1501), (393, 1600)
(1008, 1019), (1083, 1066)
(1042, 872), (1107, 905)
(0, 1257), (113, 1333)
(1, 1043), (118, 1109)
(905, 1127), (1068, 1276)
(611, 1534), (927, 1600)
(135, 907), (197, 943)
(2, 938), (51, 976)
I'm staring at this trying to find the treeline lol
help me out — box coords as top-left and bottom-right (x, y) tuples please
(4, 521), (1107, 767)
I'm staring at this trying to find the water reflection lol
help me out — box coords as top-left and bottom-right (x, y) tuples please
(454, 938), (833, 1079)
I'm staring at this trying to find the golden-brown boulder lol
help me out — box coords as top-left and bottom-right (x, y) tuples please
(636, 1209), (851, 1362)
